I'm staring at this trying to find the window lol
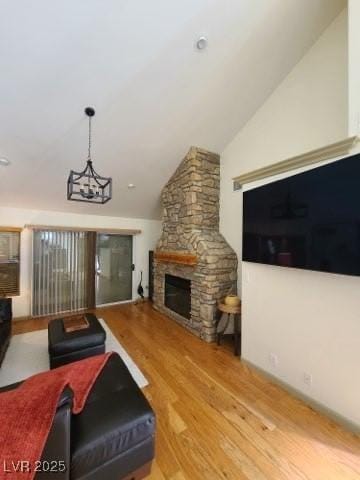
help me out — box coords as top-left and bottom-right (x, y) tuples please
(32, 230), (89, 316)
(0, 229), (21, 297)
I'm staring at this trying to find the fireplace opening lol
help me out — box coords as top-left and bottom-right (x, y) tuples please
(165, 274), (191, 320)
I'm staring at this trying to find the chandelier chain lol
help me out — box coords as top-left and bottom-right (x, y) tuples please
(88, 115), (92, 161)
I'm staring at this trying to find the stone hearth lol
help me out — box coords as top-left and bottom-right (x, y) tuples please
(153, 146), (237, 342)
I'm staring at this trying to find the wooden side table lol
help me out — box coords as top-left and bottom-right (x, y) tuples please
(216, 302), (241, 356)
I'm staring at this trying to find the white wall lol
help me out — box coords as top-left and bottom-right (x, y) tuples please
(348, 0), (360, 135)
(0, 206), (161, 318)
(221, 10), (348, 283)
(219, 10), (360, 428)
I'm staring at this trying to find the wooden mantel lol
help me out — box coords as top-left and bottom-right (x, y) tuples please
(154, 250), (198, 266)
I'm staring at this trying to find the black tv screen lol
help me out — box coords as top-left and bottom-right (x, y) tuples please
(242, 154), (360, 276)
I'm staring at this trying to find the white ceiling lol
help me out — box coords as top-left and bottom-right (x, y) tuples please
(0, 0), (345, 219)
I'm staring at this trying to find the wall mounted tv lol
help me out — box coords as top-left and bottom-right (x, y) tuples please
(242, 153), (360, 276)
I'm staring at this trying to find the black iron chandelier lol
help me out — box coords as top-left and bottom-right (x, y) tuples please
(67, 107), (112, 204)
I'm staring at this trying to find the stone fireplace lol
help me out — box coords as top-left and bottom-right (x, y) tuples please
(153, 146), (237, 342)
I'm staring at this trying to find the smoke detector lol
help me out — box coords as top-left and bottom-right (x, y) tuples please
(196, 36), (208, 51)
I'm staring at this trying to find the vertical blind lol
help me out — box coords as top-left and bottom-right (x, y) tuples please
(32, 230), (89, 316)
(0, 230), (20, 296)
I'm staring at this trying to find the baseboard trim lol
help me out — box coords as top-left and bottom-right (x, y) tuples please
(13, 316), (31, 322)
(13, 301), (150, 322)
(242, 359), (360, 435)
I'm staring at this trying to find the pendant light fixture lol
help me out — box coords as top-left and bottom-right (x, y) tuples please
(67, 107), (112, 204)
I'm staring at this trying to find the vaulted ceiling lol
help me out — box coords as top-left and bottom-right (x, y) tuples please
(0, 0), (345, 219)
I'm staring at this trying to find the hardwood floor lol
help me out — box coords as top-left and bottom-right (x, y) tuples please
(13, 303), (360, 480)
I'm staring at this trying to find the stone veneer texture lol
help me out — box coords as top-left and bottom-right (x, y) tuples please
(153, 146), (237, 342)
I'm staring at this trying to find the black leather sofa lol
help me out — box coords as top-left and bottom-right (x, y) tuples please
(0, 353), (156, 480)
(0, 298), (12, 366)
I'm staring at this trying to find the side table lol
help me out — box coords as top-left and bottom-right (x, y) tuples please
(216, 302), (241, 356)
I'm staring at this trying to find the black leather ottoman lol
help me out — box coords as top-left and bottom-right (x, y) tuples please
(48, 313), (106, 369)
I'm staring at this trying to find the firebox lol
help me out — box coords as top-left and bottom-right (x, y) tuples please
(164, 274), (191, 320)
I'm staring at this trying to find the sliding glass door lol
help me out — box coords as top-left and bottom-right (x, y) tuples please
(32, 230), (133, 316)
(95, 234), (133, 305)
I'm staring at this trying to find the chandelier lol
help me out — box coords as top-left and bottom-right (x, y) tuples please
(67, 107), (112, 204)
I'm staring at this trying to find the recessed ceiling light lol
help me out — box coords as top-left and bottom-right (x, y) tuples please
(196, 36), (208, 50)
(128, 183), (136, 189)
(0, 158), (10, 166)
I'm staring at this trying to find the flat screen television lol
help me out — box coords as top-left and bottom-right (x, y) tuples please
(242, 153), (360, 276)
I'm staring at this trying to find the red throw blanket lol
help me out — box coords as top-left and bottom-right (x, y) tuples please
(0, 352), (113, 480)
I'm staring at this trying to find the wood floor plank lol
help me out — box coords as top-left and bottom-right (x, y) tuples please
(13, 302), (360, 480)
(169, 471), (188, 480)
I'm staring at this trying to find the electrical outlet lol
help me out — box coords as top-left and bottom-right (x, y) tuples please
(303, 372), (313, 387)
(269, 352), (279, 367)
